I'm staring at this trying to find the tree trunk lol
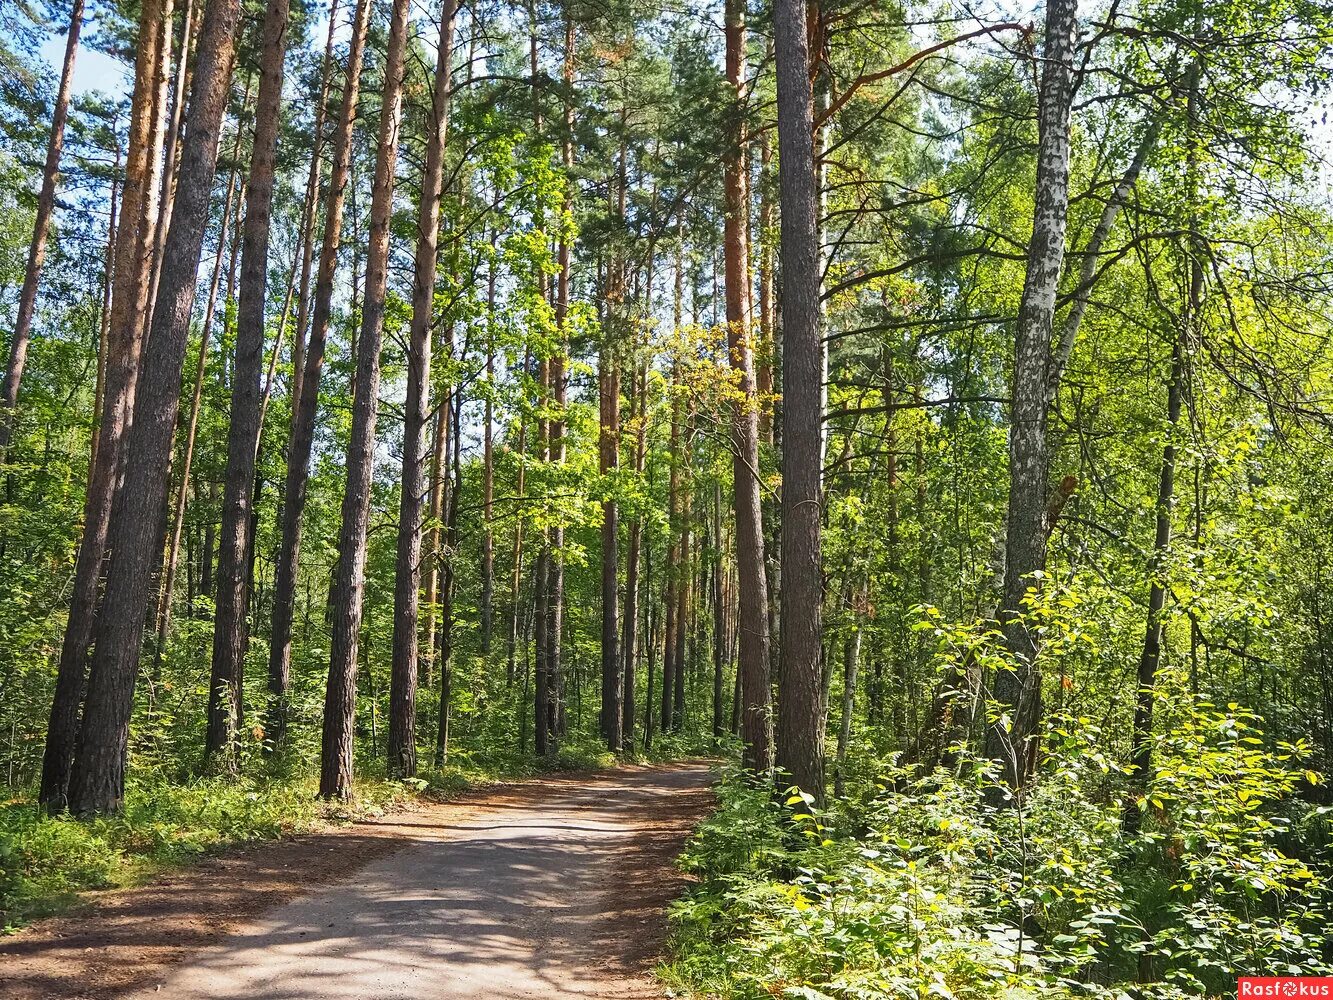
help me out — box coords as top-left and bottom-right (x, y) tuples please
(423, 326), (454, 690)
(0, 0), (85, 462)
(661, 365), (679, 736)
(207, 0), (289, 769)
(643, 522), (656, 751)
(433, 387), (462, 768)
(756, 106), (775, 450)
(388, 0), (455, 779)
(540, 12), (576, 755)
(673, 480), (691, 733)
(1126, 325), (1184, 828)
(480, 261), (496, 660)
(89, 146), (120, 484)
(599, 267), (622, 750)
(621, 361), (646, 746)
(267, 0), (371, 749)
(320, 0), (411, 800)
(148, 0), (196, 316)
(66, 0), (240, 816)
(834, 581), (865, 798)
(725, 0), (774, 774)
(774, 0), (828, 801)
(40, 0), (173, 812)
(598, 340), (621, 750)
(985, 0), (1077, 793)
(156, 135), (242, 670)
(288, 0), (341, 414)
(504, 354), (530, 689)
(712, 481), (726, 739)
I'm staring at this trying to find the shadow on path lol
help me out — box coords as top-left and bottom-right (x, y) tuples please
(1, 763), (714, 1000)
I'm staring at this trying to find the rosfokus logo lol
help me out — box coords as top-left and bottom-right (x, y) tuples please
(1239, 979), (1333, 997)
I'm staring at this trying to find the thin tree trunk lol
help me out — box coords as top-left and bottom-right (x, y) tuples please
(756, 101), (775, 449)
(207, 0), (289, 769)
(540, 12), (575, 755)
(148, 0), (196, 315)
(643, 520), (656, 751)
(673, 478), (691, 733)
(288, 0), (341, 413)
(661, 360), (680, 736)
(621, 361), (646, 746)
(66, 0), (240, 816)
(89, 144), (121, 485)
(155, 142), (241, 669)
(0, 0), (86, 462)
(480, 259), (496, 660)
(321, 0), (411, 800)
(725, 0), (773, 774)
(433, 387), (462, 767)
(1126, 325), (1184, 828)
(834, 580), (865, 798)
(986, 0), (1078, 793)
(388, 0), (455, 779)
(40, 0), (173, 811)
(1127, 51), (1200, 826)
(267, 0), (371, 749)
(423, 331), (452, 690)
(712, 481), (726, 739)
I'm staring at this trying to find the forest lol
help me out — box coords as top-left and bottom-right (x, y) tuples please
(1, 0), (1333, 996)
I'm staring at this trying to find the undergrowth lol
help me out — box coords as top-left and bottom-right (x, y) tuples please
(662, 685), (1333, 999)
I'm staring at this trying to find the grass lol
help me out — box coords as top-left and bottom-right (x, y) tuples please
(0, 736), (625, 932)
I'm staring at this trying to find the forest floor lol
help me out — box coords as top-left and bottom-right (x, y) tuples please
(0, 762), (714, 999)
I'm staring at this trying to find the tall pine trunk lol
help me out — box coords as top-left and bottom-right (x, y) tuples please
(774, 0), (827, 801)
(207, 0), (290, 769)
(66, 0), (241, 816)
(725, 0), (773, 774)
(156, 121), (244, 670)
(320, 0), (411, 800)
(388, 0), (455, 779)
(40, 0), (173, 811)
(267, 0), (371, 749)
(621, 361), (647, 745)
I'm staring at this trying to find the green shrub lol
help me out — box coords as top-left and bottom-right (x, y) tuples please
(665, 689), (1333, 1000)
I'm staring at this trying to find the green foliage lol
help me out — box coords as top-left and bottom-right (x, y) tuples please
(666, 691), (1333, 1000)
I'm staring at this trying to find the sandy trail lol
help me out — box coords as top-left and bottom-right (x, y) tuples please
(2, 763), (714, 1000)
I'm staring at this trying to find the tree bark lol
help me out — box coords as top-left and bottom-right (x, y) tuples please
(208, 0), (289, 769)
(267, 0), (371, 749)
(40, 0), (173, 811)
(599, 338), (621, 750)
(834, 580), (865, 798)
(539, 11), (576, 754)
(986, 0), (1078, 793)
(712, 481), (726, 739)
(726, 0), (774, 774)
(89, 146), (121, 485)
(0, 0), (86, 463)
(599, 197), (623, 750)
(156, 130), (243, 670)
(621, 361), (647, 746)
(673, 471), (691, 732)
(480, 259), (496, 660)
(423, 325), (454, 690)
(320, 0), (411, 800)
(66, 0), (240, 815)
(388, 0), (455, 779)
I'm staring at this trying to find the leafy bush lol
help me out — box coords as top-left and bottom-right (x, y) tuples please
(665, 691), (1333, 999)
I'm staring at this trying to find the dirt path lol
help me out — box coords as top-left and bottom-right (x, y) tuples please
(0, 763), (714, 1000)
